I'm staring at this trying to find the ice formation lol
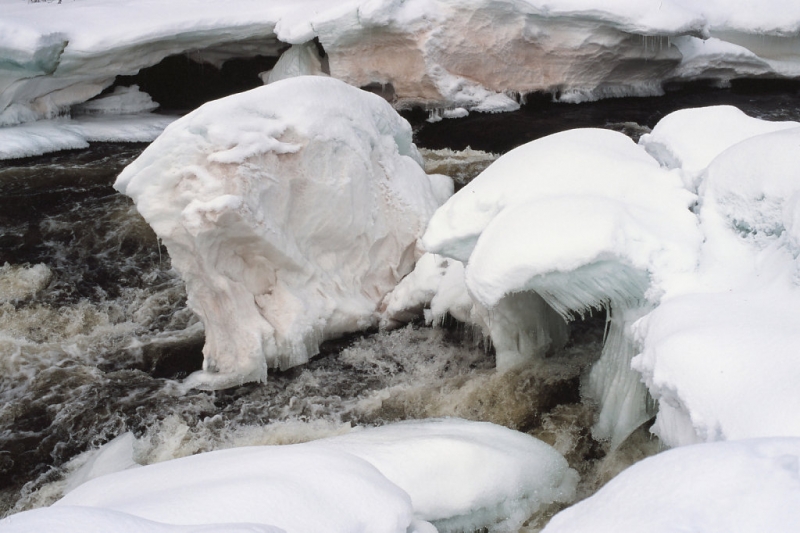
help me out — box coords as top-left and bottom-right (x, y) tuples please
(0, 419), (577, 533)
(632, 115), (800, 447)
(542, 437), (800, 533)
(115, 76), (443, 389)
(4, 0), (800, 156)
(419, 128), (700, 446)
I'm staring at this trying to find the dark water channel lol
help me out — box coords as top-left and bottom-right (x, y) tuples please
(1, 82), (800, 523)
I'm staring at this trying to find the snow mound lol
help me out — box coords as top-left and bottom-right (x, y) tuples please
(115, 76), (444, 389)
(633, 123), (800, 447)
(55, 445), (419, 533)
(1, 419), (575, 533)
(317, 418), (578, 532)
(0, 506), (286, 533)
(542, 438), (800, 533)
(639, 105), (799, 190)
(419, 128), (700, 447)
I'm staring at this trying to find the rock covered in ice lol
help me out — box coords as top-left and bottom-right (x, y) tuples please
(639, 105), (799, 191)
(115, 76), (444, 389)
(633, 120), (800, 447)
(1, 419), (575, 533)
(420, 128), (701, 446)
(542, 437), (800, 533)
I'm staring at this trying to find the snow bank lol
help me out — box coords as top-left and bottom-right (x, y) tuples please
(115, 76), (443, 389)
(0, 113), (176, 160)
(633, 120), (800, 447)
(420, 128), (700, 446)
(0, 419), (576, 533)
(542, 437), (800, 533)
(4, 0), (800, 149)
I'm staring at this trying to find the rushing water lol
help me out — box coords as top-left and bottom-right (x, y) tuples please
(2, 84), (800, 528)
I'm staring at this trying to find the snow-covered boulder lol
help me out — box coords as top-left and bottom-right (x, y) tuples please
(0, 419), (577, 533)
(633, 124), (800, 447)
(421, 128), (700, 447)
(639, 105), (799, 191)
(115, 76), (444, 389)
(317, 419), (578, 532)
(542, 437), (800, 533)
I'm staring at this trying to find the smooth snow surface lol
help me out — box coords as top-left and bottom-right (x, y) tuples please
(4, 0), (800, 155)
(639, 105), (799, 190)
(115, 76), (443, 389)
(318, 419), (578, 532)
(542, 438), (800, 533)
(0, 419), (576, 533)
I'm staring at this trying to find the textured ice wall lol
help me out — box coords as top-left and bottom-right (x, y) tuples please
(4, 0), (800, 131)
(115, 77), (443, 389)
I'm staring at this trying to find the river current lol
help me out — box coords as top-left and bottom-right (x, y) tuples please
(2, 83), (800, 529)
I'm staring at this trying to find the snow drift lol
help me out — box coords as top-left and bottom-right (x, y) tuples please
(542, 437), (800, 533)
(115, 76), (444, 389)
(0, 419), (578, 533)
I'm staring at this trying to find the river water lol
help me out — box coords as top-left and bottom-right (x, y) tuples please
(2, 83), (800, 529)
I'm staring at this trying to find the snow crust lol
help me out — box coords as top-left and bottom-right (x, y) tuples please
(4, 0), (800, 155)
(542, 437), (800, 533)
(0, 419), (576, 533)
(115, 76), (443, 389)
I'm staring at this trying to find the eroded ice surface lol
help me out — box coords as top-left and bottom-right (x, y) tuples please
(0, 419), (576, 533)
(542, 438), (800, 533)
(4, 0), (800, 155)
(115, 76), (444, 389)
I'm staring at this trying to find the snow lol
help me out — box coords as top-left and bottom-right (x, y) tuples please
(5, 0), (800, 157)
(115, 76), (444, 389)
(542, 437), (800, 533)
(419, 128), (700, 446)
(0, 114), (176, 160)
(0, 507), (286, 533)
(639, 105), (799, 191)
(317, 419), (578, 532)
(632, 120), (800, 447)
(0, 419), (576, 533)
